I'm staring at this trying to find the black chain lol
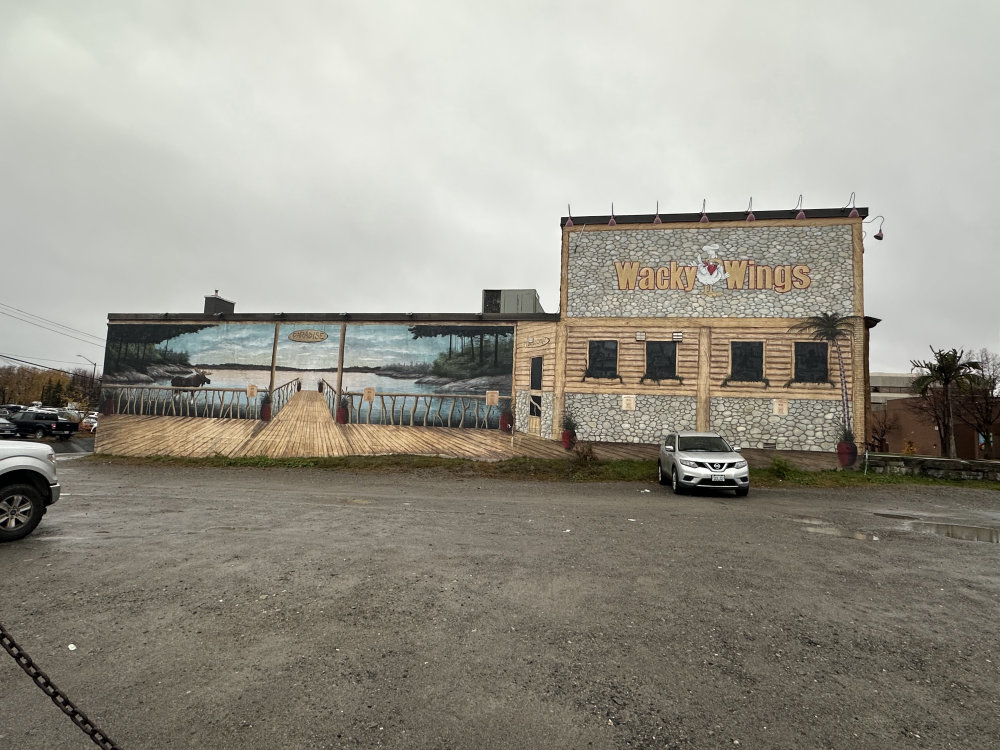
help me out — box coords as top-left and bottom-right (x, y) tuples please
(0, 622), (123, 750)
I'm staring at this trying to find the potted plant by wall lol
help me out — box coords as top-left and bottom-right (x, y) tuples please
(499, 402), (514, 433)
(561, 413), (578, 450)
(260, 392), (273, 422)
(836, 424), (857, 468)
(336, 395), (350, 424)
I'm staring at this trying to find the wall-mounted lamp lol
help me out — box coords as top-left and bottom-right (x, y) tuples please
(844, 191), (860, 218)
(565, 203), (574, 227)
(699, 199), (709, 224)
(672, 332), (683, 341)
(653, 200), (662, 224)
(745, 197), (756, 222)
(794, 195), (806, 220)
(865, 215), (885, 240)
(608, 202), (617, 226)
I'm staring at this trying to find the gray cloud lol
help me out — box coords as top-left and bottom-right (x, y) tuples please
(2, 1), (997, 375)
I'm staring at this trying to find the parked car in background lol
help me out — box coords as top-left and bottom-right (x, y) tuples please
(658, 430), (750, 497)
(0, 405), (24, 419)
(0, 418), (19, 439)
(0, 439), (61, 541)
(81, 415), (98, 432)
(10, 411), (80, 441)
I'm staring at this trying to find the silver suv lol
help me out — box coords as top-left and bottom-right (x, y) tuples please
(658, 430), (750, 497)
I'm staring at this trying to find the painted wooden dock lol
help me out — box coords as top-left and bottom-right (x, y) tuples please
(95, 391), (658, 461)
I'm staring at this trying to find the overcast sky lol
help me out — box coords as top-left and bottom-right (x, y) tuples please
(2, 1), (998, 378)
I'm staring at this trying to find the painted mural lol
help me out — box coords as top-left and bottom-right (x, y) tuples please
(102, 321), (514, 424)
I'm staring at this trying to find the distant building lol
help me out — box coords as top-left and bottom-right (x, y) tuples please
(870, 373), (1000, 458)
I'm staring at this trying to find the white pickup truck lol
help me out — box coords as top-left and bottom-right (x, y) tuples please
(0, 440), (61, 541)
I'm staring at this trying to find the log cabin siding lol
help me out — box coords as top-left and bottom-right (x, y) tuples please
(513, 322), (557, 391)
(563, 322), (698, 395)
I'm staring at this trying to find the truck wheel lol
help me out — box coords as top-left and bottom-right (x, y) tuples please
(33, 428), (45, 440)
(0, 484), (44, 542)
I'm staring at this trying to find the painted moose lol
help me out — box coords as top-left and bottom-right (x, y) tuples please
(171, 372), (211, 387)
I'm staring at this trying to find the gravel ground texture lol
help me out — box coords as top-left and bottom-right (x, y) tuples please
(1, 457), (999, 749)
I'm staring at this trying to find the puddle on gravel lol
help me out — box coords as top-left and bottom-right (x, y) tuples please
(802, 525), (879, 541)
(911, 522), (999, 543)
(873, 512), (919, 520)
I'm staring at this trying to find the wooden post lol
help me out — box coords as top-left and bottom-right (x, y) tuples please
(696, 326), (712, 431)
(335, 321), (347, 406)
(268, 323), (280, 395)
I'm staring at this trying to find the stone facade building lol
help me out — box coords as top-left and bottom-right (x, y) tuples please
(514, 206), (876, 451)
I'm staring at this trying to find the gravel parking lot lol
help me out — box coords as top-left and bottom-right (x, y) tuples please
(2, 458), (999, 749)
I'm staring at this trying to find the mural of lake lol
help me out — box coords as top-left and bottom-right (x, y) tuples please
(102, 320), (514, 426)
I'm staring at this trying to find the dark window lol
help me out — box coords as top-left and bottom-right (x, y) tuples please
(585, 340), (619, 379)
(644, 341), (677, 381)
(730, 342), (764, 382)
(530, 394), (541, 417)
(530, 357), (543, 391)
(794, 342), (829, 383)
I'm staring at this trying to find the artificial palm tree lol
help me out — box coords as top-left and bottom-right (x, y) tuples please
(910, 347), (981, 458)
(789, 312), (858, 440)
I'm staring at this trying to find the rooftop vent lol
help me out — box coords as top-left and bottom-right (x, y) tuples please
(204, 290), (235, 315)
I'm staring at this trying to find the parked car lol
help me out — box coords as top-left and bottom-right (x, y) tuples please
(0, 404), (24, 418)
(658, 430), (750, 496)
(0, 439), (61, 541)
(0, 418), (19, 439)
(10, 411), (80, 441)
(81, 415), (98, 432)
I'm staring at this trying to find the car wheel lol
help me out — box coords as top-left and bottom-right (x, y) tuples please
(657, 461), (669, 486)
(0, 484), (44, 542)
(33, 428), (46, 440)
(735, 486), (749, 497)
(671, 468), (686, 495)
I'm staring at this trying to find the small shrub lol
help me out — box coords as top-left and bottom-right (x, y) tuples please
(770, 457), (795, 480)
(572, 441), (596, 465)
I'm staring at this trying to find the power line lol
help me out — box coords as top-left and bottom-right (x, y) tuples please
(0, 302), (105, 343)
(0, 353), (79, 376)
(0, 353), (98, 366)
(0, 302), (104, 342)
(0, 310), (105, 348)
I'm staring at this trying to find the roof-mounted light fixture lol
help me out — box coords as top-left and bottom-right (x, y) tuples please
(844, 191), (860, 218)
(864, 215), (885, 240)
(653, 200), (662, 224)
(699, 198), (709, 224)
(745, 197), (755, 222)
(793, 194), (806, 220)
(608, 203), (617, 226)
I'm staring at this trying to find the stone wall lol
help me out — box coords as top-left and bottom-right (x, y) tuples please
(564, 393), (697, 444)
(710, 396), (844, 451)
(566, 224), (854, 319)
(866, 455), (1000, 482)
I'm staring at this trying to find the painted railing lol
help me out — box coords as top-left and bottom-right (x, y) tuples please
(321, 380), (511, 429)
(270, 379), (300, 414)
(101, 378), (301, 420)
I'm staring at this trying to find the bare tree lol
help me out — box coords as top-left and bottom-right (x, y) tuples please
(955, 348), (1000, 458)
(868, 406), (899, 452)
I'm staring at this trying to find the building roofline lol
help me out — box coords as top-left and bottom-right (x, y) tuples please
(107, 312), (561, 323)
(562, 206), (869, 227)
